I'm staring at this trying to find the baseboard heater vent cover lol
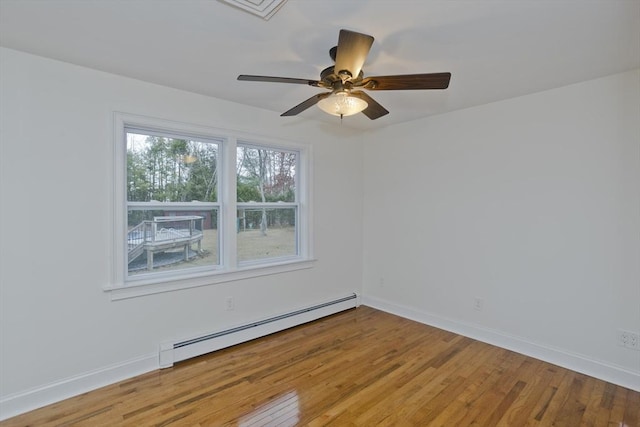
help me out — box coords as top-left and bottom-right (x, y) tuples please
(159, 293), (358, 368)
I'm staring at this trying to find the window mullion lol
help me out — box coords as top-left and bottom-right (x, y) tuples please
(223, 136), (238, 269)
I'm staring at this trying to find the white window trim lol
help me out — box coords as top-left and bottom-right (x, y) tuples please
(106, 112), (314, 300)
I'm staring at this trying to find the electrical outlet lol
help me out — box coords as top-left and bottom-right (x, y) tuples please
(618, 330), (640, 350)
(619, 330), (629, 346)
(474, 297), (484, 311)
(225, 296), (235, 311)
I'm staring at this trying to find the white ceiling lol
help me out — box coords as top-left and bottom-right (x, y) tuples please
(1, 0), (638, 130)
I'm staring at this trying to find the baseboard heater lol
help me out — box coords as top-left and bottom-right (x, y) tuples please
(159, 293), (359, 368)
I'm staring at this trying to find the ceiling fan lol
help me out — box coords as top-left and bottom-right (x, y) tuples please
(238, 29), (451, 120)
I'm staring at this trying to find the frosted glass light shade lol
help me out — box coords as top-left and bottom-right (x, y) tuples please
(317, 91), (368, 117)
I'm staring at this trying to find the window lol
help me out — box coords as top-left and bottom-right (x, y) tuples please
(236, 143), (298, 264)
(125, 128), (221, 278)
(109, 113), (312, 298)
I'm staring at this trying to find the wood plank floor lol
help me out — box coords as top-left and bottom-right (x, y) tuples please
(2, 306), (638, 426)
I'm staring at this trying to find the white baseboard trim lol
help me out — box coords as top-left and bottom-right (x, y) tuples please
(361, 295), (640, 392)
(0, 353), (158, 422)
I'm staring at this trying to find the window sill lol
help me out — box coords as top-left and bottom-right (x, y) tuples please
(104, 258), (316, 301)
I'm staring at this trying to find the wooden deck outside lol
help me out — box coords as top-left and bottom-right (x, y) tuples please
(2, 306), (638, 426)
(128, 216), (204, 271)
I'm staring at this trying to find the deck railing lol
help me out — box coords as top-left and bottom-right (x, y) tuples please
(127, 216), (204, 266)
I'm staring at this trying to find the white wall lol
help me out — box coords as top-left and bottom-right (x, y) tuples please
(363, 69), (640, 389)
(0, 48), (364, 414)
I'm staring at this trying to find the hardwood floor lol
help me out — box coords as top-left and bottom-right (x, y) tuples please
(2, 306), (638, 426)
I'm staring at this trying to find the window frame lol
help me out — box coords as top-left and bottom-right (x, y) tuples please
(107, 112), (314, 300)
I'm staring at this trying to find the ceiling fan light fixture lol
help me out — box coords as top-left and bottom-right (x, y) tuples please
(317, 91), (368, 117)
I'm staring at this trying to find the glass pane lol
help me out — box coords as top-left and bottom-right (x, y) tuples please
(127, 132), (218, 202)
(236, 145), (296, 202)
(237, 207), (297, 262)
(127, 209), (218, 276)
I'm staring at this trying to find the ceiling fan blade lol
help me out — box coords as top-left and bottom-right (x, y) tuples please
(334, 29), (374, 79)
(238, 75), (321, 87)
(360, 72), (451, 90)
(281, 93), (330, 116)
(351, 91), (389, 120)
